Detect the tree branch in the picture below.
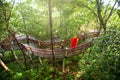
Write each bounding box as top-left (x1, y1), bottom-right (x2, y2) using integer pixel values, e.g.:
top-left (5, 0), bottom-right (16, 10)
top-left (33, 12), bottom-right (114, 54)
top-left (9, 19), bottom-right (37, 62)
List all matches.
top-left (76, 1), bottom-right (98, 18)
top-left (96, 0), bottom-right (103, 20)
top-left (7, 0), bottom-right (15, 22)
top-left (103, 0), bottom-right (111, 18)
top-left (0, 0), bottom-right (15, 31)
top-left (105, 0), bottom-right (118, 23)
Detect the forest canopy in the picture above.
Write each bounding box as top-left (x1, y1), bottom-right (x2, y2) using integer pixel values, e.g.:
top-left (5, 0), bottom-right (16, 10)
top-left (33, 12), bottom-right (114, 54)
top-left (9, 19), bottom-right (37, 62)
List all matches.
top-left (0, 0), bottom-right (119, 40)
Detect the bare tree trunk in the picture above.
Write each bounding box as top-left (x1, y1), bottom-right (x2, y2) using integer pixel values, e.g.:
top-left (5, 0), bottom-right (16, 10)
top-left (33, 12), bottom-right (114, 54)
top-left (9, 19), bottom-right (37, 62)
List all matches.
top-left (10, 32), bottom-right (27, 66)
top-left (48, 0), bottom-right (56, 79)
top-left (10, 50), bottom-right (18, 61)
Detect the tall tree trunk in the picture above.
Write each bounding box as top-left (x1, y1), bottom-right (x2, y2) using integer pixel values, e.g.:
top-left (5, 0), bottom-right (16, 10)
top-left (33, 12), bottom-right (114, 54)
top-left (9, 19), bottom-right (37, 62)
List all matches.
top-left (10, 32), bottom-right (27, 66)
top-left (48, 0), bottom-right (56, 79)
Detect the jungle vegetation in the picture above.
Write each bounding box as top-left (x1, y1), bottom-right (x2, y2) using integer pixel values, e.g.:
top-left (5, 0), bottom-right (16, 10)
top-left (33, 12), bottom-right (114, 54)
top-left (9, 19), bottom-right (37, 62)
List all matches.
top-left (0, 0), bottom-right (120, 80)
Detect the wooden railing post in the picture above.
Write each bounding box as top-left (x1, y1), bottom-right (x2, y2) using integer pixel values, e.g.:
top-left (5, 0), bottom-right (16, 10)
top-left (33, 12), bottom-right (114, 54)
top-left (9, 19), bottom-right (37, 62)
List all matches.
top-left (62, 48), bottom-right (68, 72)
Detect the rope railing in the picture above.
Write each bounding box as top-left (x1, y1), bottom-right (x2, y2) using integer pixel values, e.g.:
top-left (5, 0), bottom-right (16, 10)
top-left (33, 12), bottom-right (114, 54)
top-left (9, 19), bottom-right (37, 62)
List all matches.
top-left (23, 32), bottom-right (98, 47)
top-left (27, 37), bottom-right (71, 47)
top-left (0, 31), bottom-right (98, 52)
top-left (0, 33), bottom-right (15, 45)
top-left (0, 44), bottom-right (20, 51)
top-left (0, 33), bottom-right (17, 51)
top-left (20, 39), bottom-right (92, 59)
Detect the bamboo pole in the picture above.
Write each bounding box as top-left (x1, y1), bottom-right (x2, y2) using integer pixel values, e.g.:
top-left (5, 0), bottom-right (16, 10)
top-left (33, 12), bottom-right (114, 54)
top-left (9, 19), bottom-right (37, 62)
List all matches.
top-left (38, 57), bottom-right (42, 65)
top-left (0, 58), bottom-right (9, 71)
top-left (10, 44), bottom-right (18, 61)
top-left (62, 48), bottom-right (67, 72)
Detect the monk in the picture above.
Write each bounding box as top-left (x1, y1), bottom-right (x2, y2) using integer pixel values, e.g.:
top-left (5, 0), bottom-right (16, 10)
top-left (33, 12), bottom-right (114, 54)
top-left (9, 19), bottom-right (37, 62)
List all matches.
top-left (71, 36), bottom-right (79, 49)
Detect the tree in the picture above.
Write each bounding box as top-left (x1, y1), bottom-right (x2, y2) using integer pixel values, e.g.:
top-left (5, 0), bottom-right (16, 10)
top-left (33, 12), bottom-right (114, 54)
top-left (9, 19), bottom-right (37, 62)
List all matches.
top-left (48, 0), bottom-right (56, 79)
top-left (0, 0), bottom-right (15, 32)
top-left (0, 0), bottom-right (28, 65)
top-left (72, 0), bottom-right (118, 33)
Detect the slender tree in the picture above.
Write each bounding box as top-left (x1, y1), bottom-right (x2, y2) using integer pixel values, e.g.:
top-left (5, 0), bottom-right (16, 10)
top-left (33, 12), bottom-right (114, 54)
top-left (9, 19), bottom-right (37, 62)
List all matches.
top-left (0, 0), bottom-right (27, 65)
top-left (96, 0), bottom-right (118, 33)
top-left (0, 0), bottom-right (18, 60)
top-left (73, 0), bottom-right (118, 33)
top-left (48, 0), bottom-right (56, 79)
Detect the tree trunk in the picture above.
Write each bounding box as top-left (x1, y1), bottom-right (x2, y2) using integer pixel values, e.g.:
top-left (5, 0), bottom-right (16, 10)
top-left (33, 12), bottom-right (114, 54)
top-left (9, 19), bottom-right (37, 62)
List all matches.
top-left (10, 32), bottom-right (27, 66)
top-left (48, 0), bottom-right (56, 79)
top-left (99, 21), bottom-right (106, 34)
top-left (10, 50), bottom-right (18, 61)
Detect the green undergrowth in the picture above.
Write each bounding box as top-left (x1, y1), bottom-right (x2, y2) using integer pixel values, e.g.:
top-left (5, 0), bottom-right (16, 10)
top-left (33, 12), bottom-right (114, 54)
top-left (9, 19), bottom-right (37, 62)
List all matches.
top-left (0, 27), bottom-right (120, 80)
top-left (78, 28), bottom-right (120, 80)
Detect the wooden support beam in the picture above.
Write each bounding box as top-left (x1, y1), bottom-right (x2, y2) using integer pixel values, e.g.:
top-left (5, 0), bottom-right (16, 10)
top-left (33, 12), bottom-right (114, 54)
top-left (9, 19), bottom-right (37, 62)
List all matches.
top-left (62, 48), bottom-right (68, 72)
top-left (38, 57), bottom-right (42, 65)
top-left (0, 58), bottom-right (9, 71)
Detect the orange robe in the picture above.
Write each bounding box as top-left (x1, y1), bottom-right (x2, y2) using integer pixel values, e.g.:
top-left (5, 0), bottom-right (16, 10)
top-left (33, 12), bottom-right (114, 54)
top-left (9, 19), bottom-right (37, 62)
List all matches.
top-left (71, 37), bottom-right (79, 48)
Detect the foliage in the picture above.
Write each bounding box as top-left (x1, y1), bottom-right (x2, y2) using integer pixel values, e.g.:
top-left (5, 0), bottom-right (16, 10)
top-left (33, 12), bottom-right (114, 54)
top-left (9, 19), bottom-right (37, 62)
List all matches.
top-left (0, 27), bottom-right (120, 79)
top-left (0, 1), bottom-right (9, 39)
top-left (78, 27), bottom-right (120, 80)
top-left (0, 0), bottom-right (120, 80)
